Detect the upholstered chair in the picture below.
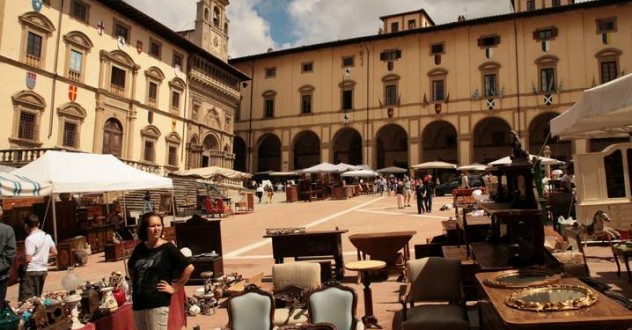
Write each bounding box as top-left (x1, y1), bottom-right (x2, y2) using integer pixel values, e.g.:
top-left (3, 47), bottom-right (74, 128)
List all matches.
top-left (226, 284), bottom-right (275, 330)
top-left (307, 283), bottom-right (358, 330)
top-left (400, 257), bottom-right (469, 330)
top-left (272, 262), bottom-right (322, 326)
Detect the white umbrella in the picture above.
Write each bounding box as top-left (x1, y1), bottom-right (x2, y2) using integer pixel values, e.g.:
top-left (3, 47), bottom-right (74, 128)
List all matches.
top-left (301, 162), bottom-right (340, 173)
top-left (411, 161), bottom-right (457, 170)
top-left (457, 163), bottom-right (488, 172)
top-left (376, 166), bottom-right (408, 174)
top-left (341, 169), bottom-right (378, 177)
top-left (488, 154), bottom-right (565, 166)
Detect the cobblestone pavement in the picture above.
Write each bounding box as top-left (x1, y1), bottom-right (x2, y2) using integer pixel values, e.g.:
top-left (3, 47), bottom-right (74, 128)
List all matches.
top-left (7, 192), bottom-right (631, 329)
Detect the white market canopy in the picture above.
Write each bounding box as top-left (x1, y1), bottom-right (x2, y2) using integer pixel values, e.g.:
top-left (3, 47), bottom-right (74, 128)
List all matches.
top-left (488, 154), bottom-right (565, 166)
top-left (0, 165), bottom-right (17, 173)
top-left (457, 163), bottom-right (488, 172)
top-left (376, 166), bottom-right (408, 174)
top-left (551, 73), bottom-right (632, 139)
top-left (175, 166), bottom-right (252, 180)
top-left (12, 151), bottom-right (173, 193)
top-left (411, 161), bottom-right (457, 170)
top-left (341, 169), bottom-right (378, 177)
top-left (269, 171), bottom-right (301, 176)
top-left (0, 172), bottom-right (51, 197)
top-left (301, 162), bottom-right (355, 173)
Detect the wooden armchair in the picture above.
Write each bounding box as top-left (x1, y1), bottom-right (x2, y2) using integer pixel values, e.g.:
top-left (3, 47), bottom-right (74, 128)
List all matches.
top-left (226, 284), bottom-right (275, 330)
top-left (606, 234), bottom-right (632, 283)
top-left (307, 283), bottom-right (358, 330)
top-left (400, 257), bottom-right (469, 330)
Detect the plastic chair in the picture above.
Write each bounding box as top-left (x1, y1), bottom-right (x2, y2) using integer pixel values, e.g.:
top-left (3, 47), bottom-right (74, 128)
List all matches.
top-left (400, 257), bottom-right (469, 330)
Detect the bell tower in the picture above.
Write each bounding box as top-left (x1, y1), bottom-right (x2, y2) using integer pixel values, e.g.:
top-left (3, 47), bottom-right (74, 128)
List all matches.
top-left (194, 0), bottom-right (230, 61)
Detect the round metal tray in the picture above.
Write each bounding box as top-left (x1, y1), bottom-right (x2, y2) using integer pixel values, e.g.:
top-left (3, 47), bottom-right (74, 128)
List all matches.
top-left (483, 269), bottom-right (561, 289)
top-left (505, 284), bottom-right (598, 312)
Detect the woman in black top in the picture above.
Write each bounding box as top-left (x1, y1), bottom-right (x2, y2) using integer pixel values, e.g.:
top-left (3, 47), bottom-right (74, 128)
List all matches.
top-left (128, 212), bottom-right (194, 330)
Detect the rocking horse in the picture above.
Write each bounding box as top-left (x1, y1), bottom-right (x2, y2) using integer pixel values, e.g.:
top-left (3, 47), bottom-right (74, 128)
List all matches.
top-left (574, 210), bottom-right (621, 242)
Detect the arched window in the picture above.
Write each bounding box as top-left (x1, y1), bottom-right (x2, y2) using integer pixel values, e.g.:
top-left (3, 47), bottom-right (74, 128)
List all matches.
top-left (10, 91), bottom-right (46, 147)
top-left (213, 7), bottom-right (220, 28)
top-left (102, 118), bottom-right (123, 157)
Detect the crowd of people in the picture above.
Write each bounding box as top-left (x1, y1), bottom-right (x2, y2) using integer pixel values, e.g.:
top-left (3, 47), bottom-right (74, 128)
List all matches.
top-left (375, 175), bottom-right (436, 214)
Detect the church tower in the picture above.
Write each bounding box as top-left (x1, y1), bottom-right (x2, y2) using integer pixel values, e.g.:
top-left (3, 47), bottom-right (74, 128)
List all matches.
top-left (193, 0), bottom-right (230, 61)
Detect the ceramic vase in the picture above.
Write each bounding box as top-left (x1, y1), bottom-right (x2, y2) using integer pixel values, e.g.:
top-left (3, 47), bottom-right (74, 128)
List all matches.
top-left (100, 287), bottom-right (118, 312)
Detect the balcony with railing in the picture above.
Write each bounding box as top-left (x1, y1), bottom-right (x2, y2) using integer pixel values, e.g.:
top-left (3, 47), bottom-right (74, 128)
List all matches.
top-left (110, 84), bottom-right (125, 97)
top-left (25, 54), bottom-right (40, 68)
top-left (68, 70), bottom-right (81, 82)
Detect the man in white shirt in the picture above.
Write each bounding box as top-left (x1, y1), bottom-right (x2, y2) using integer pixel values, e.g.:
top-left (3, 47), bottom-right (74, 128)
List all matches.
top-left (18, 214), bottom-right (57, 302)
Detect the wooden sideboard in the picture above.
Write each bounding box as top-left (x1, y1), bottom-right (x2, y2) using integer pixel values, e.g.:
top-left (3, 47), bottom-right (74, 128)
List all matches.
top-left (174, 217), bottom-right (224, 284)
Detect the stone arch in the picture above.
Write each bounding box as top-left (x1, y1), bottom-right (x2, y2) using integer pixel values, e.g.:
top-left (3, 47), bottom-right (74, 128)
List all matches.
top-left (202, 133), bottom-right (220, 150)
top-left (63, 31), bottom-right (93, 50)
top-left (12, 90), bottom-right (46, 109)
top-left (19, 12), bottom-right (55, 34)
top-left (528, 112), bottom-right (571, 162)
top-left (292, 130), bottom-right (321, 170)
top-left (421, 120), bottom-right (457, 164)
top-left (145, 66), bottom-right (165, 81)
top-left (233, 136), bottom-right (247, 172)
top-left (472, 117), bottom-right (512, 163)
top-left (331, 127), bottom-right (362, 165)
top-left (257, 133), bottom-right (281, 172)
top-left (375, 124), bottom-right (408, 169)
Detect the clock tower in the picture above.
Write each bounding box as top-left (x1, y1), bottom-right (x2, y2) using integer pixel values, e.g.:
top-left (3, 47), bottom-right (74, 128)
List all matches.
top-left (193, 0), bottom-right (230, 61)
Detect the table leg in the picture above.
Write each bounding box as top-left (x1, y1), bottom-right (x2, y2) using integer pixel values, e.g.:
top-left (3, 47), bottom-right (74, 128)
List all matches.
top-left (360, 270), bottom-right (382, 329)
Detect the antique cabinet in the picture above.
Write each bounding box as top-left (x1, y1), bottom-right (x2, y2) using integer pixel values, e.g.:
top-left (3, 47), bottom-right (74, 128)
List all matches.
top-left (82, 225), bottom-right (114, 253)
top-left (174, 217), bottom-right (224, 284)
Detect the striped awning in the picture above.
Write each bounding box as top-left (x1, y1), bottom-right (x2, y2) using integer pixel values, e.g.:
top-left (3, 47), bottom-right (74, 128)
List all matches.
top-left (0, 172), bottom-right (51, 197)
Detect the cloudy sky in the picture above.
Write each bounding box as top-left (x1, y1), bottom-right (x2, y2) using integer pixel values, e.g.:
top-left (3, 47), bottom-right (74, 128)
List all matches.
top-left (123, 0), bottom-right (516, 58)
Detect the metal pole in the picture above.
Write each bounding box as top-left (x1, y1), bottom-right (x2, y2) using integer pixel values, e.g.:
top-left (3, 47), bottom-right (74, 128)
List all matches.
top-left (51, 194), bottom-right (58, 244)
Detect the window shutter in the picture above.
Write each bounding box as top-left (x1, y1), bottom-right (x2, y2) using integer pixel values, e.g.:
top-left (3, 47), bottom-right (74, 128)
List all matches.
top-left (396, 49), bottom-right (402, 58)
top-left (380, 52), bottom-right (386, 61)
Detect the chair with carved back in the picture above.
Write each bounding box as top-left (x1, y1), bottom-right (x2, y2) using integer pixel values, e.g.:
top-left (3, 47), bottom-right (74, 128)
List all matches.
top-left (307, 282), bottom-right (357, 330)
top-left (226, 284), bottom-right (275, 330)
top-left (272, 262), bottom-right (321, 327)
top-left (400, 257), bottom-right (469, 330)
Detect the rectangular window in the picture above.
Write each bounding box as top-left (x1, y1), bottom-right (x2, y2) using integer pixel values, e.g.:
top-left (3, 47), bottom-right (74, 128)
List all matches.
top-left (26, 32), bottom-right (42, 59)
top-left (540, 67), bottom-right (556, 92)
top-left (69, 50), bottom-right (82, 74)
top-left (552, 0), bottom-right (561, 7)
top-left (144, 140), bottom-right (155, 162)
top-left (408, 20), bottom-right (416, 29)
top-left (301, 95), bottom-right (312, 114)
top-left (149, 40), bottom-right (161, 58)
top-left (114, 23), bottom-right (129, 41)
top-left (380, 49), bottom-right (402, 61)
top-left (301, 62), bottom-right (313, 73)
top-left (148, 82), bottom-right (158, 104)
top-left (527, 0), bottom-right (535, 11)
top-left (171, 91), bottom-right (180, 109)
top-left (19, 112), bottom-right (36, 140)
top-left (71, 0), bottom-right (88, 22)
top-left (597, 17), bottom-right (617, 33)
top-left (391, 22), bottom-right (399, 33)
top-left (172, 53), bottom-right (183, 69)
top-left (265, 67), bottom-right (276, 78)
top-left (342, 90), bottom-right (353, 110)
top-left (264, 99), bottom-right (274, 118)
top-left (168, 145), bottom-right (178, 166)
top-left (484, 74), bottom-right (497, 97)
top-left (385, 85), bottom-right (397, 106)
top-left (342, 56), bottom-right (354, 67)
top-left (432, 80), bottom-right (445, 102)
top-left (478, 35), bottom-right (501, 47)
top-left (63, 121), bottom-right (77, 147)
top-left (534, 28), bottom-right (557, 41)
top-left (431, 43), bottom-right (444, 54)
top-left (110, 66), bottom-right (126, 94)
top-left (601, 61), bottom-right (618, 84)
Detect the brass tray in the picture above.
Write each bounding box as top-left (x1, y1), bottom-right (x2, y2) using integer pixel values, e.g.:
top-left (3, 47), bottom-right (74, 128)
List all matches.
top-left (483, 269), bottom-right (561, 288)
top-left (505, 284), bottom-right (598, 312)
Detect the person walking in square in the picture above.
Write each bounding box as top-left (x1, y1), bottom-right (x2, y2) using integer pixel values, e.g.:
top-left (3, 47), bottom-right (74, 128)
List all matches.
top-left (404, 178), bottom-right (413, 207)
top-left (423, 177), bottom-right (434, 213)
top-left (255, 183), bottom-right (264, 203)
top-left (395, 180), bottom-right (405, 209)
top-left (0, 205), bottom-right (16, 303)
top-left (142, 191), bottom-right (153, 214)
top-left (415, 181), bottom-right (428, 214)
top-left (18, 214), bottom-right (56, 302)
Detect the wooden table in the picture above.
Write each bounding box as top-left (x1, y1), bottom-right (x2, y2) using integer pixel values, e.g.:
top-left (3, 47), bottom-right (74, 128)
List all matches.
top-left (345, 260), bottom-right (386, 329)
top-left (264, 229), bottom-right (348, 279)
top-left (475, 272), bottom-right (632, 329)
top-left (348, 231), bottom-right (416, 280)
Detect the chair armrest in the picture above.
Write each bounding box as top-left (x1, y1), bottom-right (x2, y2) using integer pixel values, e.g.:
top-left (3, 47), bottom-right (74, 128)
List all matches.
top-left (399, 283), bottom-right (411, 320)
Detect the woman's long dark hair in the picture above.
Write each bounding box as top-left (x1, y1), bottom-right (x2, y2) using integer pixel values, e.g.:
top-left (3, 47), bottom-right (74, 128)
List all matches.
top-left (138, 212), bottom-right (163, 241)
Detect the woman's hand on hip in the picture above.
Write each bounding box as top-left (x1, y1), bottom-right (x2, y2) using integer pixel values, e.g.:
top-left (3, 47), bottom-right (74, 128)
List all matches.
top-left (157, 280), bottom-right (177, 294)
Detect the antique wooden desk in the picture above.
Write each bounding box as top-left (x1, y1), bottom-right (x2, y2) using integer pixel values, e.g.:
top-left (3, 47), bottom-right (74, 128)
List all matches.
top-left (475, 272), bottom-right (632, 329)
top-left (264, 229), bottom-right (348, 279)
top-left (348, 231), bottom-right (416, 279)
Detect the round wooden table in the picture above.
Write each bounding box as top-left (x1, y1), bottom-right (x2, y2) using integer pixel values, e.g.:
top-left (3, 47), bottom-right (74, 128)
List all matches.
top-left (345, 260), bottom-right (386, 329)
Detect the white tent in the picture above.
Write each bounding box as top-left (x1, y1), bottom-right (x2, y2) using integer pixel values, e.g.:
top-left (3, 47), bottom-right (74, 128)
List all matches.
top-left (341, 169), bottom-right (378, 177)
top-left (175, 166), bottom-right (252, 180)
top-left (488, 154), bottom-right (564, 166)
top-left (0, 172), bottom-right (52, 197)
top-left (12, 151), bottom-right (173, 241)
top-left (301, 162), bottom-right (341, 173)
top-left (0, 165), bottom-right (17, 173)
top-left (457, 163), bottom-right (488, 172)
top-left (376, 166), bottom-right (408, 174)
top-left (411, 161), bottom-right (457, 170)
top-left (551, 73), bottom-right (632, 139)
